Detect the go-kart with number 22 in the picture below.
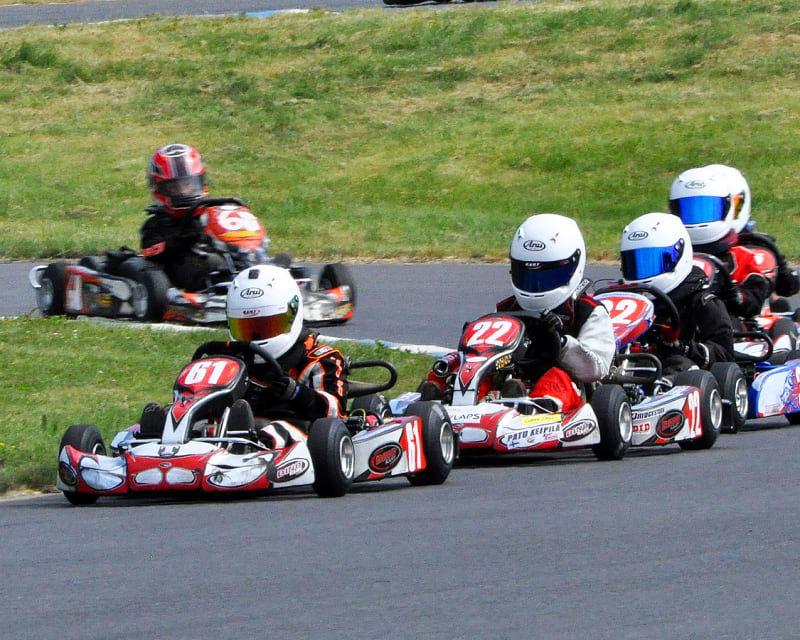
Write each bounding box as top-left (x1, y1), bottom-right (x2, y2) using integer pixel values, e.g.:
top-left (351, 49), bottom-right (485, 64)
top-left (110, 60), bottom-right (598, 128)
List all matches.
top-left (57, 341), bottom-right (455, 505)
top-left (393, 313), bottom-right (634, 461)
top-left (30, 198), bottom-right (355, 326)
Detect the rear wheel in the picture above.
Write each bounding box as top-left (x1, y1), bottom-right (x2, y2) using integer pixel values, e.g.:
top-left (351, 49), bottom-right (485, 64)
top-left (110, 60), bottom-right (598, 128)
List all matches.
top-left (118, 257), bottom-right (170, 321)
top-left (591, 384), bottom-right (632, 461)
top-left (710, 362), bottom-right (748, 433)
top-left (37, 262), bottom-right (68, 316)
top-left (402, 401), bottom-right (455, 485)
top-left (59, 424), bottom-right (106, 505)
top-left (676, 370), bottom-right (722, 450)
top-left (308, 418), bottom-right (354, 497)
top-left (318, 263), bottom-right (356, 305)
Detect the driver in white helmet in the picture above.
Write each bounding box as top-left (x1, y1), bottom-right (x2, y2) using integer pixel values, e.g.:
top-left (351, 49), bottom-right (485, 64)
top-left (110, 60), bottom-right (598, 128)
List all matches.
top-left (422, 214), bottom-right (616, 413)
top-left (226, 265), bottom-right (348, 438)
top-left (620, 212), bottom-right (734, 373)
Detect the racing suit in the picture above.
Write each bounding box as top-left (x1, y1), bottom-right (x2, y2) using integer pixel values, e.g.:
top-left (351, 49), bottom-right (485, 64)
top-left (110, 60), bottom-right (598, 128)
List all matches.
top-left (650, 266), bottom-right (735, 374)
top-left (423, 286), bottom-right (615, 413)
top-left (246, 329), bottom-right (348, 425)
top-left (496, 290), bottom-right (616, 412)
top-left (140, 205), bottom-right (226, 292)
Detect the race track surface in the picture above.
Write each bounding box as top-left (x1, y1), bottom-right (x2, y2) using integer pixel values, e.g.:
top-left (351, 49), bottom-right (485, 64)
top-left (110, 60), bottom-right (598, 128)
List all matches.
top-left (3, 260), bottom-right (800, 638)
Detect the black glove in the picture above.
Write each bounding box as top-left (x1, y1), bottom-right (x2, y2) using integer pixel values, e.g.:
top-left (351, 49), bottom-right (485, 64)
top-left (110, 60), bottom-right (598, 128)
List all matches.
top-left (719, 280), bottom-right (744, 308)
top-left (540, 310), bottom-right (564, 335)
top-left (263, 375), bottom-right (298, 403)
top-left (776, 265), bottom-right (800, 297)
top-left (538, 311), bottom-right (565, 357)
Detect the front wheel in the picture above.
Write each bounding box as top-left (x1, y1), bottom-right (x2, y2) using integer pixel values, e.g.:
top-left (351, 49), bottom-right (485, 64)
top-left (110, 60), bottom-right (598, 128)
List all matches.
top-left (308, 418), bottom-right (355, 497)
top-left (591, 384), bottom-right (632, 461)
top-left (402, 401), bottom-right (456, 485)
top-left (59, 424), bottom-right (106, 505)
top-left (118, 257), bottom-right (170, 321)
top-left (318, 263), bottom-right (356, 304)
top-left (710, 362), bottom-right (748, 433)
top-left (350, 393), bottom-right (390, 421)
top-left (676, 370), bottom-right (722, 450)
top-left (784, 350), bottom-right (800, 425)
top-left (37, 262), bottom-right (68, 316)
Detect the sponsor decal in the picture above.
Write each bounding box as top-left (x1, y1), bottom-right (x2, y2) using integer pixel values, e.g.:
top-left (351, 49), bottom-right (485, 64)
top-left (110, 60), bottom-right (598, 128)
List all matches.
top-left (627, 230), bottom-right (648, 241)
top-left (368, 443), bottom-right (403, 473)
top-left (310, 346), bottom-right (334, 358)
top-left (523, 240), bottom-right (546, 251)
top-left (632, 407), bottom-right (665, 421)
top-left (685, 180), bottom-right (706, 189)
top-left (240, 288), bottom-right (264, 299)
top-left (275, 459), bottom-right (309, 482)
top-left (242, 308), bottom-right (260, 317)
top-left (562, 419), bottom-right (596, 442)
top-left (656, 410), bottom-right (685, 439)
top-left (520, 414), bottom-right (562, 426)
top-left (498, 422), bottom-right (561, 449)
top-left (158, 445), bottom-right (181, 458)
top-left (159, 462), bottom-right (172, 469)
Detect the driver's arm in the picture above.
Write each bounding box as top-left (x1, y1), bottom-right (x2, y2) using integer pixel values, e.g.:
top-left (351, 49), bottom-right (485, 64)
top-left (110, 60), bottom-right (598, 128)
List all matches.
top-left (557, 304), bottom-right (616, 383)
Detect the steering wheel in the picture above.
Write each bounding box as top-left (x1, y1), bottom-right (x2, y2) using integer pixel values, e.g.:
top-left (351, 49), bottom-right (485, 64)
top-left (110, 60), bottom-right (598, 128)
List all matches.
top-left (191, 340), bottom-right (284, 380)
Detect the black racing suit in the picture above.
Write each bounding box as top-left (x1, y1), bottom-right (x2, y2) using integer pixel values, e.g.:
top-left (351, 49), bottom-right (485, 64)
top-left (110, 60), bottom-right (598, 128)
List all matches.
top-left (246, 330), bottom-right (348, 426)
top-left (650, 266), bottom-right (735, 374)
top-left (140, 205), bottom-right (226, 292)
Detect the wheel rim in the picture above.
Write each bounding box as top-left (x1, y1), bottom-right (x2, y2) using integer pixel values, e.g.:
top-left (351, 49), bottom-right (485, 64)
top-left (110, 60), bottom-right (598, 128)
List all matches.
top-left (439, 422), bottom-right (455, 464)
top-left (709, 388), bottom-right (723, 430)
top-left (734, 378), bottom-right (749, 418)
top-left (339, 435), bottom-right (355, 479)
top-left (38, 278), bottom-right (54, 311)
top-left (131, 283), bottom-right (148, 319)
top-left (618, 403), bottom-right (633, 443)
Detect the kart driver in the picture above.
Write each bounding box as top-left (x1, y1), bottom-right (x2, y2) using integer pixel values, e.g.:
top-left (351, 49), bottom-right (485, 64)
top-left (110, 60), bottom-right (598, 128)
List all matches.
top-left (669, 164), bottom-right (800, 314)
top-left (225, 265), bottom-right (349, 446)
top-left (619, 212), bottom-right (734, 374)
top-left (138, 265), bottom-right (348, 448)
top-left (421, 214), bottom-right (616, 413)
top-left (140, 143), bottom-right (227, 292)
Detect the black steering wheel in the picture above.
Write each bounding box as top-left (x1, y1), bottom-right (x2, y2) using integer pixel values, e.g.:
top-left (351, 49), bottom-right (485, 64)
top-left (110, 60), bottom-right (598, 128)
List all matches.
top-left (192, 340), bottom-right (284, 380)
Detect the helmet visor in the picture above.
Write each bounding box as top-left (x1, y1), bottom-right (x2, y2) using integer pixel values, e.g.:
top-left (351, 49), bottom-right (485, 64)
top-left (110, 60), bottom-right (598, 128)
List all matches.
top-left (155, 175), bottom-right (205, 199)
top-left (228, 308), bottom-right (296, 343)
top-left (669, 196), bottom-right (726, 225)
top-left (510, 249), bottom-right (581, 294)
top-left (621, 240), bottom-right (685, 281)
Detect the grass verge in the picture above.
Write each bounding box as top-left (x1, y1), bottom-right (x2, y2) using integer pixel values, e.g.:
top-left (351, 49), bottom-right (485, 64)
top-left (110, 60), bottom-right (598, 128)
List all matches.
top-left (0, 317), bottom-right (433, 494)
top-left (1, 0), bottom-right (799, 261)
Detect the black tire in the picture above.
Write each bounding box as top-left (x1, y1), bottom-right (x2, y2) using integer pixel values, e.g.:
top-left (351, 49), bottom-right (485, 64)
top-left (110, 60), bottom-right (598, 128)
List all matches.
top-left (37, 262), bottom-right (68, 316)
top-left (676, 370), bottom-right (723, 450)
top-left (402, 401), bottom-right (455, 486)
top-left (308, 418), bottom-right (354, 497)
top-left (318, 263), bottom-right (357, 307)
top-left (59, 424), bottom-right (106, 505)
top-left (769, 317), bottom-right (799, 353)
top-left (118, 257), bottom-right (170, 321)
top-left (710, 362), bottom-right (748, 434)
top-left (350, 393), bottom-right (389, 420)
top-left (590, 384), bottom-right (632, 461)
top-left (138, 402), bottom-right (166, 439)
top-left (78, 255), bottom-right (107, 272)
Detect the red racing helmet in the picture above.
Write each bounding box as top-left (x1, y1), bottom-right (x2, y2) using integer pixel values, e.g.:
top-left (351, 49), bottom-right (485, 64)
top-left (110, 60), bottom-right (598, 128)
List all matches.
top-left (147, 143), bottom-right (208, 217)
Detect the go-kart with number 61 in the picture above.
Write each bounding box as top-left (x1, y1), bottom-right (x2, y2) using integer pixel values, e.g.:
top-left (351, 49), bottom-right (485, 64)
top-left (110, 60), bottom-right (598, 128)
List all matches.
top-left (392, 312), bottom-right (634, 461)
top-left (30, 197), bottom-right (355, 327)
top-left (57, 341), bottom-right (455, 505)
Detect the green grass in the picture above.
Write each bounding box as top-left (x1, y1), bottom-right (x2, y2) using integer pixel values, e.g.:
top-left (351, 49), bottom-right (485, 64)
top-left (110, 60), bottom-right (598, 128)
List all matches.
top-left (0, 317), bottom-right (434, 494)
top-left (1, 0), bottom-right (799, 261)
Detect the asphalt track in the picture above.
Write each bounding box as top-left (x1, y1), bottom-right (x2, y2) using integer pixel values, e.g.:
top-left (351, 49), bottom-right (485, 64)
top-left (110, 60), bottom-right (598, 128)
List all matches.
top-left (3, 259), bottom-right (800, 639)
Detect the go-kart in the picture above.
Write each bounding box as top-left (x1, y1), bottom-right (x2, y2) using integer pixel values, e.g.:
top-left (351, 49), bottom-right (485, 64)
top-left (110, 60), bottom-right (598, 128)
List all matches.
top-left (595, 286), bottom-right (735, 445)
top-left (691, 254), bottom-right (800, 425)
top-left (29, 198), bottom-right (355, 326)
top-left (56, 341), bottom-right (455, 505)
top-left (392, 312), bottom-right (634, 461)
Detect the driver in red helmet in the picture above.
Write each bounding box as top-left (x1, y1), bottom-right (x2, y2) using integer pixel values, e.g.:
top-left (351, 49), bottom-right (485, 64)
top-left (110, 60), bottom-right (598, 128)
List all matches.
top-left (140, 143), bottom-right (226, 292)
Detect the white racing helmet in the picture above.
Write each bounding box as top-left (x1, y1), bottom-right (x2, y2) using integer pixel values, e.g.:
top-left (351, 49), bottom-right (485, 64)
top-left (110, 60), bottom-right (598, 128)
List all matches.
top-left (668, 164), bottom-right (751, 244)
top-left (620, 212), bottom-right (692, 294)
top-left (226, 265), bottom-right (303, 358)
top-left (509, 214), bottom-right (586, 312)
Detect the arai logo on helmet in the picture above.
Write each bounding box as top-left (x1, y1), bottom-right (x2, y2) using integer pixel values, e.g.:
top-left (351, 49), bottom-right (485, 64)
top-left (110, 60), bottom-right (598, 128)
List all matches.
top-left (627, 231), bottom-right (648, 241)
top-left (685, 180), bottom-right (706, 189)
top-left (240, 288), bottom-right (264, 299)
top-left (523, 240), bottom-right (546, 251)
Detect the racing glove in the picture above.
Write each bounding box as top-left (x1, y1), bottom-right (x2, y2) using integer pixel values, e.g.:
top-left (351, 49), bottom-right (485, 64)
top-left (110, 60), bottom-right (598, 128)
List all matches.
top-left (719, 280), bottom-right (744, 310)
top-left (538, 311), bottom-right (566, 359)
top-left (776, 264), bottom-right (800, 297)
